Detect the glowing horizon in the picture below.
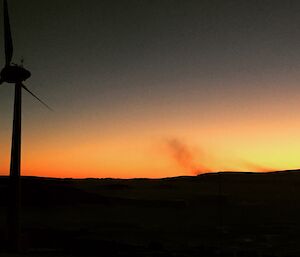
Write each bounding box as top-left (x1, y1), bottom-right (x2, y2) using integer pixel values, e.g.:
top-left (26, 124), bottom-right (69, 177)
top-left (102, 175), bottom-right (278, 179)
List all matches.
top-left (1, 1), bottom-right (300, 179)
top-left (1, 73), bottom-right (300, 178)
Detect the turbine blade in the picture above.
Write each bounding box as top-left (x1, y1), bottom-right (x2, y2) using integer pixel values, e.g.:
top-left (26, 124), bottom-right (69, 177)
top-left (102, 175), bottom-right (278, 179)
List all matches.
top-left (21, 84), bottom-right (53, 111)
top-left (4, 0), bottom-right (13, 65)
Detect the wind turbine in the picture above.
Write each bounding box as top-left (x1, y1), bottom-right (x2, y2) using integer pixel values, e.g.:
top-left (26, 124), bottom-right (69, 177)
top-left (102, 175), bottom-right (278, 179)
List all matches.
top-left (0, 0), bottom-right (51, 251)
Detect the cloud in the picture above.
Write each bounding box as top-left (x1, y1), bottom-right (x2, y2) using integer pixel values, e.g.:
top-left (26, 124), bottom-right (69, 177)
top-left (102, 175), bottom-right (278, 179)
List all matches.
top-left (164, 138), bottom-right (211, 175)
top-left (240, 161), bottom-right (274, 172)
top-left (163, 138), bottom-right (275, 174)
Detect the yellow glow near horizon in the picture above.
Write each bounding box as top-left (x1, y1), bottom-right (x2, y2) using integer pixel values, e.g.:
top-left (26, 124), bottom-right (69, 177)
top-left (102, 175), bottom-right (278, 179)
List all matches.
top-left (1, 77), bottom-right (300, 178)
top-left (1, 113), bottom-right (300, 178)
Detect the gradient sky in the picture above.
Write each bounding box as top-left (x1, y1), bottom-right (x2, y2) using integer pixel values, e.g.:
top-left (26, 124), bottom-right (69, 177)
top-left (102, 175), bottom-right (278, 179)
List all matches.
top-left (1, 0), bottom-right (300, 178)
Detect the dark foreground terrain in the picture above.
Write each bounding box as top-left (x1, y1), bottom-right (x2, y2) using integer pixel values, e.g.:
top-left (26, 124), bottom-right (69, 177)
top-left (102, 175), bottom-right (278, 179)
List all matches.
top-left (1, 170), bottom-right (300, 257)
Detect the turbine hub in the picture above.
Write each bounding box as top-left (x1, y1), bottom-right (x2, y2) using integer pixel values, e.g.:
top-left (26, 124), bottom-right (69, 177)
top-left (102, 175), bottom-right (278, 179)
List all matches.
top-left (0, 65), bottom-right (31, 83)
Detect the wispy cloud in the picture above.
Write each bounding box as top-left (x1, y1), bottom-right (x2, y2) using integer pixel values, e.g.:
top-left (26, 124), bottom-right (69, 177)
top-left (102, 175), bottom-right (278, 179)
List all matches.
top-left (164, 138), bottom-right (211, 175)
top-left (240, 161), bottom-right (274, 172)
top-left (163, 138), bottom-right (275, 174)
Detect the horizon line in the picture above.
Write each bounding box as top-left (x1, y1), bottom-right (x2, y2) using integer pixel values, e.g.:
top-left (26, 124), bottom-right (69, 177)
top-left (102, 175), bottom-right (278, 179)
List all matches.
top-left (1, 169), bottom-right (300, 180)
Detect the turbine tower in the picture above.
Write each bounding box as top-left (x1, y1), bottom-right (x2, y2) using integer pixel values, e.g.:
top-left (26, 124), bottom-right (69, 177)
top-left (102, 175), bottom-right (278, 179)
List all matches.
top-left (0, 0), bottom-right (51, 251)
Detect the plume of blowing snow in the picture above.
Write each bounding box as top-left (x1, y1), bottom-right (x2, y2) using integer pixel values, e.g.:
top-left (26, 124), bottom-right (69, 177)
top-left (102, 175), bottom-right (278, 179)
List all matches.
top-left (165, 138), bottom-right (211, 175)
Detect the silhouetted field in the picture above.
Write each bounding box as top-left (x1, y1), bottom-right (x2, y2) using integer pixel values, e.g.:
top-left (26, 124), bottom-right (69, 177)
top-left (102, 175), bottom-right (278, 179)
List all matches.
top-left (1, 170), bottom-right (300, 256)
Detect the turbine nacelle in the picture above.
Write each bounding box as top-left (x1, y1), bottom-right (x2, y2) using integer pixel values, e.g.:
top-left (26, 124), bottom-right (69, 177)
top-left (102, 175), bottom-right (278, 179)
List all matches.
top-left (0, 65), bottom-right (31, 84)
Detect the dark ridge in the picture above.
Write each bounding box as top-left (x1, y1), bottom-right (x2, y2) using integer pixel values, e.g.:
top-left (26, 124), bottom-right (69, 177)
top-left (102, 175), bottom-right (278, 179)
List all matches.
top-left (0, 169), bottom-right (299, 208)
top-left (1, 168), bottom-right (300, 182)
top-left (1, 170), bottom-right (300, 256)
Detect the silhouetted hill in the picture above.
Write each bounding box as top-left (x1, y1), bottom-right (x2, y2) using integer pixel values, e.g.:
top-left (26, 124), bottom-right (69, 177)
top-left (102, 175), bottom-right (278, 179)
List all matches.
top-left (1, 170), bottom-right (300, 256)
top-left (1, 169), bottom-right (300, 209)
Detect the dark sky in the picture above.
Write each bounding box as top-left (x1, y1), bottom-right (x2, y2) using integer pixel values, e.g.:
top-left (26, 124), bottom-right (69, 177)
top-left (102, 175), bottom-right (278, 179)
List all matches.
top-left (1, 0), bottom-right (300, 178)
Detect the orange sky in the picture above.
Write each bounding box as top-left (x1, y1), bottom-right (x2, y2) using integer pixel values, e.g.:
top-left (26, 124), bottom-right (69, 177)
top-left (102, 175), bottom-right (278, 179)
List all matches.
top-left (1, 0), bottom-right (300, 178)
top-left (1, 75), bottom-right (300, 178)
